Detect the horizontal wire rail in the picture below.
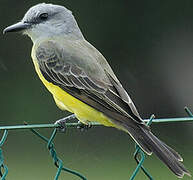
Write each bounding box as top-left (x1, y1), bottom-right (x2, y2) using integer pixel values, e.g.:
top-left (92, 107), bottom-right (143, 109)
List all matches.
top-left (1, 117), bottom-right (193, 130)
top-left (0, 107), bottom-right (192, 180)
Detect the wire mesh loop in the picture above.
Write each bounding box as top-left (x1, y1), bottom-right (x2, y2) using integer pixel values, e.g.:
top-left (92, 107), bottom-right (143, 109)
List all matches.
top-left (0, 130), bottom-right (8, 180)
top-left (29, 127), bottom-right (87, 180)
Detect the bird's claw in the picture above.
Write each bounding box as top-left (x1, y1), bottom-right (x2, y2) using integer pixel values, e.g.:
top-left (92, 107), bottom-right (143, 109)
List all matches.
top-left (54, 114), bottom-right (76, 133)
top-left (54, 118), bottom-right (67, 133)
top-left (77, 121), bottom-right (92, 132)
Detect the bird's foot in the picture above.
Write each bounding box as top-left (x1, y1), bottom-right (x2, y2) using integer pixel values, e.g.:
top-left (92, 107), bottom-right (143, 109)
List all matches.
top-left (55, 114), bottom-right (76, 133)
top-left (77, 121), bottom-right (92, 132)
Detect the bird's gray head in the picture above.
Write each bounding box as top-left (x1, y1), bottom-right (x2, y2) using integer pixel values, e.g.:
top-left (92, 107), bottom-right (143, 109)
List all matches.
top-left (3, 3), bottom-right (84, 42)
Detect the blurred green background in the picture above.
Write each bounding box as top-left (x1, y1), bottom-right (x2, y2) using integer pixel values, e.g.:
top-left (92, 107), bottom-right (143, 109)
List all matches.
top-left (0, 0), bottom-right (193, 179)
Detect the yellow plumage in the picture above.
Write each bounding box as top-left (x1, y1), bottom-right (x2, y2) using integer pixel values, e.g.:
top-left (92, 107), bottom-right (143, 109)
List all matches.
top-left (31, 47), bottom-right (116, 127)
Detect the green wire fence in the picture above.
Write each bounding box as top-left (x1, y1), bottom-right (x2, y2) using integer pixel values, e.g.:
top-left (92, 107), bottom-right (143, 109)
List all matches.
top-left (0, 107), bottom-right (193, 180)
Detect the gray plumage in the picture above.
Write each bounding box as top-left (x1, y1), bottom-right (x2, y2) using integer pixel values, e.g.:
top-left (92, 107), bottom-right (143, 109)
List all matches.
top-left (22, 3), bottom-right (84, 41)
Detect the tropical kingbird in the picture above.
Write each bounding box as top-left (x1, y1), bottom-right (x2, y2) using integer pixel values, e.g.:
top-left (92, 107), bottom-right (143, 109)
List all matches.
top-left (3, 3), bottom-right (190, 178)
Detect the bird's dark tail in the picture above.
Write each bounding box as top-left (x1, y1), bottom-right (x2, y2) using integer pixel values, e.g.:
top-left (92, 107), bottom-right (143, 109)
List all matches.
top-left (124, 123), bottom-right (191, 178)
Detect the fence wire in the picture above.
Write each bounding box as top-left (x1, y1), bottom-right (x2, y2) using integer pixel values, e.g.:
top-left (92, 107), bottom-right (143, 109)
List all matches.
top-left (0, 107), bottom-right (192, 180)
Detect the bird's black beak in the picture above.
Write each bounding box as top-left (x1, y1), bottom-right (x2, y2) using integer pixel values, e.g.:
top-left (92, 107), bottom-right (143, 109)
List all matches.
top-left (3, 22), bottom-right (31, 34)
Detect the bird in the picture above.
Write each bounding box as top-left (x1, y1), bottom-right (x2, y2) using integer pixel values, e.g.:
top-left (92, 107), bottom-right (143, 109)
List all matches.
top-left (3, 3), bottom-right (190, 178)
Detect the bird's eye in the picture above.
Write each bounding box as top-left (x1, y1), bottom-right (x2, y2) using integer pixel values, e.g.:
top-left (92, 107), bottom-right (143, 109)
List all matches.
top-left (39, 13), bottom-right (48, 20)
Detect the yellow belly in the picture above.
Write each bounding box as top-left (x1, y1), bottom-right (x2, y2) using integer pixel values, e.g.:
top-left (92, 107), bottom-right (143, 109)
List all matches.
top-left (32, 58), bottom-right (115, 127)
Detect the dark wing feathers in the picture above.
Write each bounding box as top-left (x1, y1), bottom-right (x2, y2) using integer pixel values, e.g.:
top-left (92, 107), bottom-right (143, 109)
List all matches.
top-left (105, 70), bottom-right (142, 121)
top-left (35, 40), bottom-right (143, 124)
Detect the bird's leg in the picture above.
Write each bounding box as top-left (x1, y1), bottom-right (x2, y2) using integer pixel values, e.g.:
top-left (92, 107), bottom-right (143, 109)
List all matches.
top-left (77, 121), bottom-right (92, 132)
top-left (55, 114), bottom-right (76, 132)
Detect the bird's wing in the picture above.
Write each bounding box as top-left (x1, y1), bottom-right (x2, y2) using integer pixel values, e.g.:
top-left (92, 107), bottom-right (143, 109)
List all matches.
top-left (35, 39), bottom-right (143, 124)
